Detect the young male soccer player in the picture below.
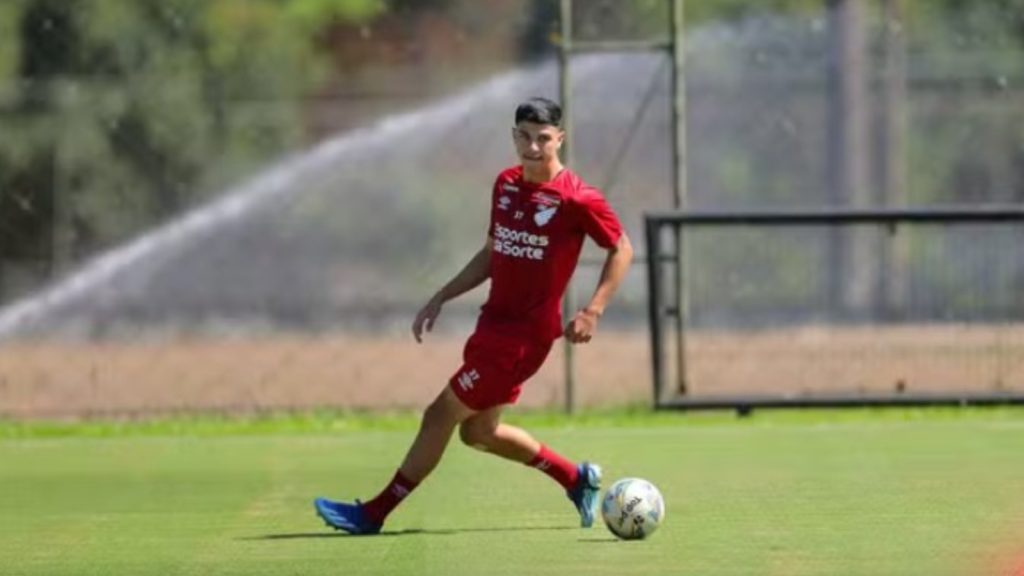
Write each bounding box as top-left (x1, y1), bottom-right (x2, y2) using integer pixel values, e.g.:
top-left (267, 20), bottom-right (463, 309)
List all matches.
top-left (314, 97), bottom-right (634, 534)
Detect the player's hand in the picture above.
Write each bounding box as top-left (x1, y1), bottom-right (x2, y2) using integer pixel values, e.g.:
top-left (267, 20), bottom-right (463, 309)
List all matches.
top-left (564, 307), bottom-right (600, 344)
top-left (412, 293), bottom-right (445, 343)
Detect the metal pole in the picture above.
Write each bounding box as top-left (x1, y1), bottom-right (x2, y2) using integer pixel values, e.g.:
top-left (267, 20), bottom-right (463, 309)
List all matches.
top-left (670, 0), bottom-right (689, 396)
top-left (646, 218), bottom-right (666, 406)
top-left (880, 0), bottom-right (908, 317)
top-left (826, 0), bottom-right (871, 315)
top-left (559, 0), bottom-right (577, 414)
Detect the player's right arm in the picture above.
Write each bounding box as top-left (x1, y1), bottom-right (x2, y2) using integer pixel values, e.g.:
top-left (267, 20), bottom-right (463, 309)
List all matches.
top-left (411, 237), bottom-right (493, 343)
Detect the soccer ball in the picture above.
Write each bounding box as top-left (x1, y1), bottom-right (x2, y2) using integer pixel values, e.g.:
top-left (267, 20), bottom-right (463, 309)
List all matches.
top-left (600, 477), bottom-right (665, 540)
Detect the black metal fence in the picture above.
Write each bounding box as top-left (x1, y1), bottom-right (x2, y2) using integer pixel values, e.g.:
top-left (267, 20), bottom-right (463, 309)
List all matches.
top-left (645, 206), bottom-right (1024, 411)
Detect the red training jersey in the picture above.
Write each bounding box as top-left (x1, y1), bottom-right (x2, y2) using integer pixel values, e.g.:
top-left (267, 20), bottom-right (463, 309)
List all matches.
top-left (479, 165), bottom-right (624, 342)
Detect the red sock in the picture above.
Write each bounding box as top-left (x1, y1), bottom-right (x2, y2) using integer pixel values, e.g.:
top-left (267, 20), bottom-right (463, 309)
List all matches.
top-left (362, 470), bottom-right (419, 524)
top-left (526, 445), bottom-right (579, 490)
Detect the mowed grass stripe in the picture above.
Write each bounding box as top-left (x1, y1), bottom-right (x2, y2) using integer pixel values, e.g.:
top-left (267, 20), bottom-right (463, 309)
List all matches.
top-left (1, 418), bottom-right (1022, 575)
top-left (0, 438), bottom-right (276, 575)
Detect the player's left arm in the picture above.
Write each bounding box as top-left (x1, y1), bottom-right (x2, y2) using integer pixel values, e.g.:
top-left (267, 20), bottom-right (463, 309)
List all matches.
top-left (565, 233), bottom-right (633, 343)
top-left (564, 185), bottom-right (632, 343)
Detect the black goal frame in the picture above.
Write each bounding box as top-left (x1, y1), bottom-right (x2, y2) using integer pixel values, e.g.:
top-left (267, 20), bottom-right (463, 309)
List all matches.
top-left (645, 206), bottom-right (1024, 411)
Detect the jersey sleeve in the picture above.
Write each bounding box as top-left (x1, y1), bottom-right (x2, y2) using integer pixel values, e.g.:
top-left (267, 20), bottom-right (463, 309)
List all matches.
top-left (573, 185), bottom-right (624, 249)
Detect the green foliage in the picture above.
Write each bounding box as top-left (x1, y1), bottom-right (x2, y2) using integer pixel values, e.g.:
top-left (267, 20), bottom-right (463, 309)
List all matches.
top-left (3, 0), bottom-right (1023, 316)
top-left (0, 2), bottom-right (22, 82)
top-left (0, 0), bottom-right (382, 260)
top-left (286, 0), bottom-right (386, 32)
top-left (686, 0), bottom-right (822, 24)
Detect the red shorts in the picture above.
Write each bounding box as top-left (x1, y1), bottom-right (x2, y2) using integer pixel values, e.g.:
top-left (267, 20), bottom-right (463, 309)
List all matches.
top-left (448, 328), bottom-right (554, 411)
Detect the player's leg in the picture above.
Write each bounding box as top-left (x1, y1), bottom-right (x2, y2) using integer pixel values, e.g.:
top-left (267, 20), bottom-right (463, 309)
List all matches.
top-left (399, 386), bottom-right (477, 482)
top-left (315, 386), bottom-right (475, 534)
top-left (458, 406), bottom-right (602, 527)
top-left (459, 405), bottom-right (539, 461)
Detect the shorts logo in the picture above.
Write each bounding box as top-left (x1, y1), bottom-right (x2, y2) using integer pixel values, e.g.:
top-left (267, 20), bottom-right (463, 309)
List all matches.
top-left (457, 369), bottom-right (480, 391)
top-left (534, 206), bottom-right (557, 226)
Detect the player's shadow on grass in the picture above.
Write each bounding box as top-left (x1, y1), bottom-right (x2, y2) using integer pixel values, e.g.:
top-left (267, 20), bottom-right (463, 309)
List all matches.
top-left (246, 526), bottom-right (577, 540)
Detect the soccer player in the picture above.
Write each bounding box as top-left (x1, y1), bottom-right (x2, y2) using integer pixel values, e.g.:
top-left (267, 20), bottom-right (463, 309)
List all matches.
top-left (314, 97), bottom-right (634, 535)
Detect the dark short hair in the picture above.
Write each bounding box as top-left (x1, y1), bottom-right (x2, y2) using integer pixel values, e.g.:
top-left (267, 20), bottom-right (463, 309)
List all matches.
top-left (515, 97), bottom-right (562, 127)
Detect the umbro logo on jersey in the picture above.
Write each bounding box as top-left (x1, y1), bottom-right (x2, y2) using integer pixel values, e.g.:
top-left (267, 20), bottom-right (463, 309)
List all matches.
top-left (498, 196), bottom-right (511, 210)
top-left (534, 206), bottom-right (557, 226)
top-left (502, 183), bottom-right (519, 193)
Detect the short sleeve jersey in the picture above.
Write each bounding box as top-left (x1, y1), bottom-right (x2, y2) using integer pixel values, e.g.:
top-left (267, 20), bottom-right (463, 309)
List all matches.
top-left (480, 165), bottom-right (624, 342)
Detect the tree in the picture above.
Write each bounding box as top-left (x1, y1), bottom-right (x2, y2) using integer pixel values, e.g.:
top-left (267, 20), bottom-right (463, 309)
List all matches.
top-left (0, 0), bottom-right (383, 279)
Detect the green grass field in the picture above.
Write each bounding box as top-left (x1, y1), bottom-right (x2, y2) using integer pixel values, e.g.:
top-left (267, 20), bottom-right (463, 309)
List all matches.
top-left (2, 409), bottom-right (1023, 575)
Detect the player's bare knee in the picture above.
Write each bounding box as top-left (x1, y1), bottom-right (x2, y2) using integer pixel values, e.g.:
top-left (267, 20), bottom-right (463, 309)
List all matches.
top-left (459, 421), bottom-right (494, 451)
top-left (457, 421), bottom-right (481, 447)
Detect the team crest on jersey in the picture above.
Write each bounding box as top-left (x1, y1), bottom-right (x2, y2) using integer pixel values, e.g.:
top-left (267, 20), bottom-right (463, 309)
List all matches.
top-left (530, 192), bottom-right (560, 226)
top-left (534, 205), bottom-right (558, 226)
top-left (532, 192), bottom-right (561, 207)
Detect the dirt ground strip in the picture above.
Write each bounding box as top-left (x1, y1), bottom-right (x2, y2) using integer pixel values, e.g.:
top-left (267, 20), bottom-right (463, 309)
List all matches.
top-left (1, 325), bottom-right (1022, 418)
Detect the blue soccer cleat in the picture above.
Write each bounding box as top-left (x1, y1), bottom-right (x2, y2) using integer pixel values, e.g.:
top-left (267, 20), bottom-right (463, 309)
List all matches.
top-left (566, 461), bottom-right (602, 528)
top-left (314, 497), bottom-right (382, 535)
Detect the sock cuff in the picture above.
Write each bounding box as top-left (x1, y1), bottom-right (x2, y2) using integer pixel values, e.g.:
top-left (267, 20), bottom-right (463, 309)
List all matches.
top-left (394, 470), bottom-right (419, 491)
top-left (526, 444), bottom-right (550, 467)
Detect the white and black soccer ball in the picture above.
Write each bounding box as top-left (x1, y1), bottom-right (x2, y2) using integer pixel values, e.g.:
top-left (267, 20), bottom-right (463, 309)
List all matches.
top-left (600, 477), bottom-right (665, 540)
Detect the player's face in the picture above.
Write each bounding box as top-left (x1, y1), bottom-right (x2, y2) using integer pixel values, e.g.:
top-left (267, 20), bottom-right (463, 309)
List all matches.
top-left (512, 122), bottom-right (564, 166)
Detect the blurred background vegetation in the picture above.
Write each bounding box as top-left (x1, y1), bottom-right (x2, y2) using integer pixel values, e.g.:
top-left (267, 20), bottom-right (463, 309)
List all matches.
top-left (1, 0), bottom-right (1023, 317)
top-left (1, 0), bottom-right (1024, 415)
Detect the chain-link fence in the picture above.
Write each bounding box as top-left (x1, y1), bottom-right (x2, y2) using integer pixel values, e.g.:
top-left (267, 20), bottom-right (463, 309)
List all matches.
top-left (646, 209), bottom-right (1024, 408)
top-left (2, 1), bottom-right (1024, 416)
